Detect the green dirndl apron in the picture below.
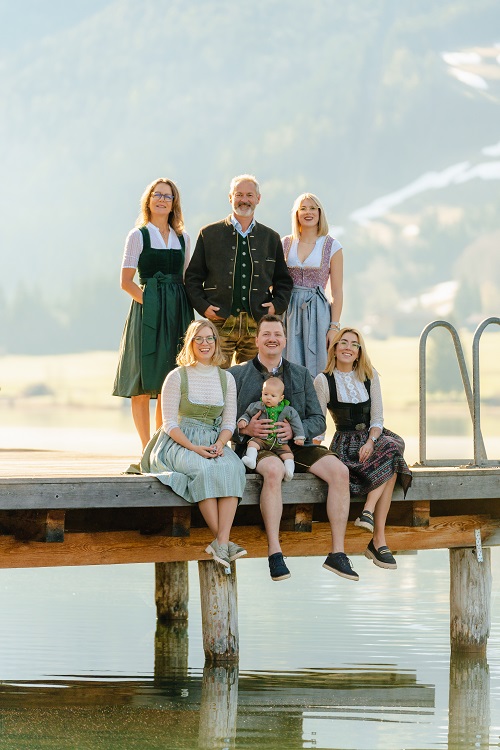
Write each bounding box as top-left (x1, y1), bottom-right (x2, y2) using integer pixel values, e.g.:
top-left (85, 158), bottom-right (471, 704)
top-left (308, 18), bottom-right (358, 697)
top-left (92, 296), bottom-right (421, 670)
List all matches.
top-left (113, 226), bottom-right (193, 398)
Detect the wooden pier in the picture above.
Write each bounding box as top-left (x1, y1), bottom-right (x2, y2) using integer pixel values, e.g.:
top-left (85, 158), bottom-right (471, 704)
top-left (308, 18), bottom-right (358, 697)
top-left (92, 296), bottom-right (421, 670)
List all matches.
top-left (0, 448), bottom-right (498, 661)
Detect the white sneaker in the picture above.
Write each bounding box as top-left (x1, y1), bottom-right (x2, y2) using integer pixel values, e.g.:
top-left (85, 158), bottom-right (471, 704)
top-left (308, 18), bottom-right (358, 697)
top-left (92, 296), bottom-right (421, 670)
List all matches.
top-left (205, 540), bottom-right (231, 570)
top-left (228, 541), bottom-right (247, 562)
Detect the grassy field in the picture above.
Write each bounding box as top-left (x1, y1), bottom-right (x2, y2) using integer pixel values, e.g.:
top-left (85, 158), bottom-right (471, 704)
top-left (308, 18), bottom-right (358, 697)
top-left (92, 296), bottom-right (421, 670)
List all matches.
top-left (1, 332), bottom-right (498, 452)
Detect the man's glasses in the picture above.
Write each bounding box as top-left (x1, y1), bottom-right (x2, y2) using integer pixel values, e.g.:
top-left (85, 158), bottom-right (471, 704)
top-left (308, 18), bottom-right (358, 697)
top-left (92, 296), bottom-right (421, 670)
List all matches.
top-left (151, 192), bottom-right (174, 201)
top-left (338, 339), bottom-right (361, 350)
top-left (193, 336), bottom-right (216, 344)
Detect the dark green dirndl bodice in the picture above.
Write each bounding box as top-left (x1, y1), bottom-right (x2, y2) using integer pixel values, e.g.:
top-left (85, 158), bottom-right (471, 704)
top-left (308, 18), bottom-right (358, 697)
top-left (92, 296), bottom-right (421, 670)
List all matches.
top-left (113, 226), bottom-right (194, 398)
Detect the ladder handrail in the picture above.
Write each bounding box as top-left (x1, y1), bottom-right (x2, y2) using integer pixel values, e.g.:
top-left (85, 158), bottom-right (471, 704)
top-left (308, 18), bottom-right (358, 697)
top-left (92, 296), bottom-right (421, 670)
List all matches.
top-left (472, 317), bottom-right (500, 466)
top-left (418, 320), bottom-right (483, 465)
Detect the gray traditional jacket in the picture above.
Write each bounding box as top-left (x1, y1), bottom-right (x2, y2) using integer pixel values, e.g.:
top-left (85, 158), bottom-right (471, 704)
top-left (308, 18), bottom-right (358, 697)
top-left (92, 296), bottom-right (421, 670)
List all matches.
top-left (185, 216), bottom-right (293, 321)
top-left (229, 357), bottom-right (326, 454)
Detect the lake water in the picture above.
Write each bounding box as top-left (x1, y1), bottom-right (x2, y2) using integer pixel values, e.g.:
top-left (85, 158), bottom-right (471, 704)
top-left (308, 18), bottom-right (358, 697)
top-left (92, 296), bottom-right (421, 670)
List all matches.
top-left (0, 415), bottom-right (499, 748)
top-left (1, 549), bottom-right (499, 749)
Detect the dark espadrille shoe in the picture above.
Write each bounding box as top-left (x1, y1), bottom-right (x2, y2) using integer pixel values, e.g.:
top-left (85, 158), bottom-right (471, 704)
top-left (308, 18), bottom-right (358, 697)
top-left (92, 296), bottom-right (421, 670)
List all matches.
top-left (354, 509), bottom-right (374, 532)
top-left (365, 539), bottom-right (397, 569)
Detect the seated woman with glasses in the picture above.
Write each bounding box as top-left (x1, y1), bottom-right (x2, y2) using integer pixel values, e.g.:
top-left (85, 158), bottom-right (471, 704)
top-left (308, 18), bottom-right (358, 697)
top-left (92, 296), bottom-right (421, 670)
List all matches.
top-left (313, 327), bottom-right (412, 571)
top-left (141, 319), bottom-right (247, 569)
top-left (113, 177), bottom-right (193, 458)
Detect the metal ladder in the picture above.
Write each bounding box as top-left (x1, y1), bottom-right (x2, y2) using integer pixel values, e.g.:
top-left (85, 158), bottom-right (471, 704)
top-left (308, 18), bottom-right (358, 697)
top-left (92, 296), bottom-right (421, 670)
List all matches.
top-left (418, 316), bottom-right (500, 467)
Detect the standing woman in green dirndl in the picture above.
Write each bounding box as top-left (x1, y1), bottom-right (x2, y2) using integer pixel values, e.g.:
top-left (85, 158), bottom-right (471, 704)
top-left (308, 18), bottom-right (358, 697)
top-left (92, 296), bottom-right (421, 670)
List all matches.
top-left (113, 178), bottom-right (193, 452)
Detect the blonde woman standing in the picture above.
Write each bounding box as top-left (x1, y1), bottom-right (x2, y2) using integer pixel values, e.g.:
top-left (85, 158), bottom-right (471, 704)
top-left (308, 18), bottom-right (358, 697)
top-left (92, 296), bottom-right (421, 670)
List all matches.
top-left (141, 319), bottom-right (247, 569)
top-left (282, 193), bottom-right (343, 378)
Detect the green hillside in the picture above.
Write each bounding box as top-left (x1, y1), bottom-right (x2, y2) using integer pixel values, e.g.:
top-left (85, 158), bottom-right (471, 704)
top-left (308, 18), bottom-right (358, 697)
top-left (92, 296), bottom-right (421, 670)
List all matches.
top-left (1, 0), bottom-right (499, 352)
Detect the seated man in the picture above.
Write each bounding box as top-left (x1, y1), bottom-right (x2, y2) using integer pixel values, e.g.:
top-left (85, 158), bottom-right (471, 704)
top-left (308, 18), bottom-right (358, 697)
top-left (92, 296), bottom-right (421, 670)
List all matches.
top-left (229, 314), bottom-right (358, 582)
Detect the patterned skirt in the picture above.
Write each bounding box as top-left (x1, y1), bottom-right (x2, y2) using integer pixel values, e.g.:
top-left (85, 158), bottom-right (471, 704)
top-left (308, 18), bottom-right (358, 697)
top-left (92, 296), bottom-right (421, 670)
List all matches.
top-left (329, 428), bottom-right (412, 497)
top-left (140, 417), bottom-right (246, 504)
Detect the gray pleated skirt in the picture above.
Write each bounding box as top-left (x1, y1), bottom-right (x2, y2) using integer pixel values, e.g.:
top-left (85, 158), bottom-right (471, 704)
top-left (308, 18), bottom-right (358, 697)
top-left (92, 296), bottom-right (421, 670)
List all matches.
top-left (284, 285), bottom-right (330, 378)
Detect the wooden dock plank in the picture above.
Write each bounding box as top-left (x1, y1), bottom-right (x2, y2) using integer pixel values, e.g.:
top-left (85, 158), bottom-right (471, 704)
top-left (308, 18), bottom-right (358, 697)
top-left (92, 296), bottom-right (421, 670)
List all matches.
top-left (0, 450), bottom-right (498, 568)
top-left (0, 515), bottom-right (497, 568)
top-left (0, 450), bottom-right (499, 510)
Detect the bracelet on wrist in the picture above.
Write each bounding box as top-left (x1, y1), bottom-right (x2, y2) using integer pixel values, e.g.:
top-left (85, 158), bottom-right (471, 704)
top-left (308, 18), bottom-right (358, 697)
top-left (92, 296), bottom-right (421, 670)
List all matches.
top-left (329, 322), bottom-right (340, 330)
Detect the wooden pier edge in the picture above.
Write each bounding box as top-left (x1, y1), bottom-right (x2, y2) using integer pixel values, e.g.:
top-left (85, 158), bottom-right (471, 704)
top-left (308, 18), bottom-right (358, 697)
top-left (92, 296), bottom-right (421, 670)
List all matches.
top-left (0, 454), bottom-right (499, 662)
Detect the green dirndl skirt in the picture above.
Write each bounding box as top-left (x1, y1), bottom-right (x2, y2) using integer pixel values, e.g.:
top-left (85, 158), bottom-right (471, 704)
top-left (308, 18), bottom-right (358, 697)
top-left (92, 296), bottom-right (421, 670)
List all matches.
top-left (113, 272), bottom-right (193, 398)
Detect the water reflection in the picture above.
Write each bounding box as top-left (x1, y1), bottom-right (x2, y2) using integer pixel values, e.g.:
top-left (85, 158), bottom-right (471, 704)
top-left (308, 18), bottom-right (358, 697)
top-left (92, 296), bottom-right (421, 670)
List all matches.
top-left (199, 665), bottom-right (238, 750)
top-left (0, 653), bottom-right (497, 749)
top-left (154, 621), bottom-right (189, 678)
top-left (448, 654), bottom-right (490, 749)
top-left (0, 666), bottom-right (434, 749)
top-left (1, 551), bottom-right (500, 749)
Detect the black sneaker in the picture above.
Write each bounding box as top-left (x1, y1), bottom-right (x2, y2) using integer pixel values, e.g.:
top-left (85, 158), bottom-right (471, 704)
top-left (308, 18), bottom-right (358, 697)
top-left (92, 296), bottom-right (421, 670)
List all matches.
top-left (365, 539), bottom-right (397, 569)
top-left (268, 552), bottom-right (291, 581)
top-left (322, 552), bottom-right (359, 581)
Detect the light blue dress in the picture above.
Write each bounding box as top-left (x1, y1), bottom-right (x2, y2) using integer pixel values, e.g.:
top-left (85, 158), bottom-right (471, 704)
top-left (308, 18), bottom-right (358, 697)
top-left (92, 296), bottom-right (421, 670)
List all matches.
top-left (140, 366), bottom-right (246, 504)
top-left (282, 234), bottom-right (341, 378)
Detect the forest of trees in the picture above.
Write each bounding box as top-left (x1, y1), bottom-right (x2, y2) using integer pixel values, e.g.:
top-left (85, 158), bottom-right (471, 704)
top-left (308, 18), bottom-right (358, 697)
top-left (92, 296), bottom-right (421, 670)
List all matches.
top-left (1, 0), bottom-right (499, 354)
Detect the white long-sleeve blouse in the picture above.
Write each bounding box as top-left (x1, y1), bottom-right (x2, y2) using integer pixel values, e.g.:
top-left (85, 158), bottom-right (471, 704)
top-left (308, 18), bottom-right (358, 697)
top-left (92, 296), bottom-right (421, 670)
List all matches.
top-left (313, 369), bottom-right (384, 431)
top-left (121, 222), bottom-right (191, 274)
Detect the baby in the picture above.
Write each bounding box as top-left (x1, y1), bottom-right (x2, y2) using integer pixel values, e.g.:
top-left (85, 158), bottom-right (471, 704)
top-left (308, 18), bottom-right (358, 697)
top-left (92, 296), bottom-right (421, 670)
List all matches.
top-left (237, 376), bottom-right (305, 481)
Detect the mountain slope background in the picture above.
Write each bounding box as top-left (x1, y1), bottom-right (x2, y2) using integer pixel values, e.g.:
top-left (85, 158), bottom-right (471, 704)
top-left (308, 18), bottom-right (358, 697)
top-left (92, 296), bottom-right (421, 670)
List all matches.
top-left (1, 0), bottom-right (499, 353)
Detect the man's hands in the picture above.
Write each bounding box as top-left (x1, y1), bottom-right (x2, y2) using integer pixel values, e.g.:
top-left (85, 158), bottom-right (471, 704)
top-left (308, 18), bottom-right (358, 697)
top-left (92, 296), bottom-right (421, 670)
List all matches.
top-left (204, 305), bottom-right (224, 321)
top-left (239, 412), bottom-right (293, 443)
top-left (261, 302), bottom-right (276, 315)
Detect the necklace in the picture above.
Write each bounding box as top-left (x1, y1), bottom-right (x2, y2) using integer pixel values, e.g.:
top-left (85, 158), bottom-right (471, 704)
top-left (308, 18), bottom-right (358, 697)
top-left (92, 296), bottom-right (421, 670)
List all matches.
top-left (299, 238), bottom-right (317, 245)
top-left (154, 224), bottom-right (170, 244)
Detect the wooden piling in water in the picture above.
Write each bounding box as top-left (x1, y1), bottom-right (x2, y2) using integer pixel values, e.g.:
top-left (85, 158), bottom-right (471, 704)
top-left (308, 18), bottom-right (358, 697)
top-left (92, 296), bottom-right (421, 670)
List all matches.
top-left (198, 560), bottom-right (239, 663)
top-left (155, 561), bottom-right (189, 621)
top-left (449, 547), bottom-right (491, 654)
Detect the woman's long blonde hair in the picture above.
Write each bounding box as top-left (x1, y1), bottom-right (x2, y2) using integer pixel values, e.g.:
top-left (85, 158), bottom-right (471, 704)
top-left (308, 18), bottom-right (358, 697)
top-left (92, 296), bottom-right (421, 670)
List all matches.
top-left (136, 177), bottom-right (185, 234)
top-left (324, 327), bottom-right (374, 381)
top-left (176, 319), bottom-right (226, 367)
top-left (291, 192), bottom-right (329, 239)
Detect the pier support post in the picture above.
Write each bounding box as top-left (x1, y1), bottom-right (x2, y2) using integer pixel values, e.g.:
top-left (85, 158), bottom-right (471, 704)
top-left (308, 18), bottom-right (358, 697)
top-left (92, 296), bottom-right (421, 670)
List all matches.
top-left (155, 561), bottom-right (189, 621)
top-left (448, 653), bottom-right (490, 749)
top-left (198, 664), bottom-right (239, 748)
top-left (198, 560), bottom-right (239, 663)
top-left (449, 547), bottom-right (491, 654)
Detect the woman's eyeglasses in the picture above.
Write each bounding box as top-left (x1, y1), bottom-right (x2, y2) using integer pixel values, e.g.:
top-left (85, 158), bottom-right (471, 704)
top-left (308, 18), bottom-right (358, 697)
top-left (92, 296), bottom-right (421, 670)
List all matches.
top-left (338, 339), bottom-right (361, 350)
top-left (193, 336), bottom-right (216, 344)
top-left (151, 192), bottom-right (174, 201)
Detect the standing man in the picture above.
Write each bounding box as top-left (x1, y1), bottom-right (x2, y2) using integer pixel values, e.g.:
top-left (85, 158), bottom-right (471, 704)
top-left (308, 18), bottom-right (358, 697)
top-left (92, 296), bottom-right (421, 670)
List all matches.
top-left (185, 174), bottom-right (293, 368)
top-left (229, 314), bottom-right (358, 583)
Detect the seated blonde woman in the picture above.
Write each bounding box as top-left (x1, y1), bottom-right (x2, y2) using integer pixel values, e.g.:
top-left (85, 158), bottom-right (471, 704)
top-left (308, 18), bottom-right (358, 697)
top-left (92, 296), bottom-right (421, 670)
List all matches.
top-left (141, 319), bottom-right (247, 569)
top-left (313, 327), bottom-right (412, 570)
